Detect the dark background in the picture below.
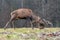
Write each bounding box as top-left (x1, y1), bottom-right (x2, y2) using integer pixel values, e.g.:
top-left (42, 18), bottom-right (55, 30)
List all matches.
top-left (0, 0), bottom-right (60, 28)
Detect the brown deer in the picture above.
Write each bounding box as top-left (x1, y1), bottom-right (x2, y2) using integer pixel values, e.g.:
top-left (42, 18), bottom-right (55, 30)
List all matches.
top-left (4, 8), bottom-right (45, 29)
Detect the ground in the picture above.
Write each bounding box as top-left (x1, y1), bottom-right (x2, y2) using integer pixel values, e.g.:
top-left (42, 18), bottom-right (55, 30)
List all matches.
top-left (0, 28), bottom-right (60, 40)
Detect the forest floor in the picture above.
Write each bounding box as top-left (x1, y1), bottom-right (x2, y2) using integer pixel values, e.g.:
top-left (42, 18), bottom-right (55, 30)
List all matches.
top-left (0, 28), bottom-right (60, 40)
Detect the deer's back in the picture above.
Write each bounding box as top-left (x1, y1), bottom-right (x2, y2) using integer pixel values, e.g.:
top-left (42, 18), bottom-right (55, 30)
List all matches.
top-left (11, 8), bottom-right (33, 18)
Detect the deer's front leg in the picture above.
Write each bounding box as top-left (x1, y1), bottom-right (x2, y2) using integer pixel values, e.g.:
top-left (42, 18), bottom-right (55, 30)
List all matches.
top-left (37, 23), bottom-right (40, 29)
top-left (30, 21), bottom-right (33, 29)
top-left (30, 20), bottom-right (36, 29)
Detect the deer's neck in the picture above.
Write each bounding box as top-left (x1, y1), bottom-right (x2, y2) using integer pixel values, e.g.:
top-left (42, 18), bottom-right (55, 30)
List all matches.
top-left (31, 15), bottom-right (40, 22)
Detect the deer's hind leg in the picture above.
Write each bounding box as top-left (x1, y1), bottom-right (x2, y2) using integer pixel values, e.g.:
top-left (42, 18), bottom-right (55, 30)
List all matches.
top-left (11, 20), bottom-right (15, 29)
top-left (4, 14), bottom-right (16, 29)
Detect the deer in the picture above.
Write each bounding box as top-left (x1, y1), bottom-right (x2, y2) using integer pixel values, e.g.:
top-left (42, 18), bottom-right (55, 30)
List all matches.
top-left (4, 8), bottom-right (45, 29)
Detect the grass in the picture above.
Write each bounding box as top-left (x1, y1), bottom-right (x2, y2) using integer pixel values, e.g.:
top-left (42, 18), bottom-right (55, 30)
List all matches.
top-left (1, 28), bottom-right (59, 33)
top-left (0, 28), bottom-right (60, 40)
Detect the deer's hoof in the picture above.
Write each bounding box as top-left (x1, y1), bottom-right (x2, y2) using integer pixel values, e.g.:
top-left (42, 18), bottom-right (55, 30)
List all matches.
top-left (39, 26), bottom-right (44, 29)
